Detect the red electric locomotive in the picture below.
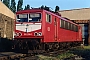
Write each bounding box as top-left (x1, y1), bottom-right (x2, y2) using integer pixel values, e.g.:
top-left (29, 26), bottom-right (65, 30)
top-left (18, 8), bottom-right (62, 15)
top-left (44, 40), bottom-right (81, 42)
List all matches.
top-left (14, 8), bottom-right (82, 53)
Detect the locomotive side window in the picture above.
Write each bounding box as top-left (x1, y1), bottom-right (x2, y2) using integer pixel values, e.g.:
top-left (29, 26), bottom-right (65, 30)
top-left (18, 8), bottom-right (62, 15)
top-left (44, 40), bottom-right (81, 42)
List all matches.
top-left (60, 19), bottom-right (78, 32)
top-left (65, 21), bottom-right (68, 29)
top-left (60, 19), bottom-right (64, 28)
top-left (69, 23), bottom-right (71, 30)
top-left (72, 24), bottom-right (74, 31)
top-left (46, 13), bottom-right (51, 23)
top-left (74, 25), bottom-right (76, 31)
top-left (60, 19), bottom-right (61, 27)
top-left (76, 26), bottom-right (78, 32)
top-left (63, 21), bottom-right (65, 28)
top-left (68, 23), bottom-right (70, 30)
top-left (70, 24), bottom-right (72, 30)
top-left (74, 25), bottom-right (77, 32)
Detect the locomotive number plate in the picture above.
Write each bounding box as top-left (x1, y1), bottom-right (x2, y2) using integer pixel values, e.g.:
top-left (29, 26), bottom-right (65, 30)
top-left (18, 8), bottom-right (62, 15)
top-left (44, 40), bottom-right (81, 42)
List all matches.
top-left (24, 33), bottom-right (32, 35)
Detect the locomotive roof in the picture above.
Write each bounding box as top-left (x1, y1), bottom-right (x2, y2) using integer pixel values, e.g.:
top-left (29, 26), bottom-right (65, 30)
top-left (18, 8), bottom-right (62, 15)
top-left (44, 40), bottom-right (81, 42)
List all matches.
top-left (16, 8), bottom-right (61, 16)
top-left (16, 9), bottom-right (43, 14)
top-left (16, 9), bottom-right (79, 26)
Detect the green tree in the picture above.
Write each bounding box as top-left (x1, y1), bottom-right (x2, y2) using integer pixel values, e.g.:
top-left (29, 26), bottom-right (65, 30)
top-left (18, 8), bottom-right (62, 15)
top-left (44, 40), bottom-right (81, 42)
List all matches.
top-left (3, 0), bottom-right (10, 8)
top-left (55, 6), bottom-right (60, 12)
top-left (24, 6), bottom-right (27, 10)
top-left (10, 0), bottom-right (16, 13)
top-left (17, 0), bottom-right (23, 11)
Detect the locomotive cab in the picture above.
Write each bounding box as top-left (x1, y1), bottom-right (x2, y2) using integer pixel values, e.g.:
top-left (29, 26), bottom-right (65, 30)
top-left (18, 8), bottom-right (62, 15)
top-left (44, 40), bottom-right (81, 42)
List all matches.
top-left (14, 9), bottom-right (44, 52)
top-left (15, 12), bottom-right (43, 38)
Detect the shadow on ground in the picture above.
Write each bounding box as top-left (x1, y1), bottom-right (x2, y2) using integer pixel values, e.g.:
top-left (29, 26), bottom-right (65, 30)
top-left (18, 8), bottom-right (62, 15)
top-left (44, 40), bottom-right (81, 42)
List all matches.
top-left (0, 37), bottom-right (13, 52)
top-left (70, 47), bottom-right (90, 60)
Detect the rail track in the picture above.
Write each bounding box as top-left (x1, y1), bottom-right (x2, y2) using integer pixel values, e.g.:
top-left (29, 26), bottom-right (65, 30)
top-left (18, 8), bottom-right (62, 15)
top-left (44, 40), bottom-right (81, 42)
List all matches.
top-left (37, 46), bottom-right (85, 60)
top-left (0, 52), bottom-right (26, 60)
top-left (0, 46), bottom-right (84, 60)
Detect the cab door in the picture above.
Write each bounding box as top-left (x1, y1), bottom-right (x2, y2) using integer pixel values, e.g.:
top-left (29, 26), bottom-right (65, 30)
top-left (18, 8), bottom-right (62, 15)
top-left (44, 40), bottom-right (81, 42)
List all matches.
top-left (54, 17), bottom-right (58, 41)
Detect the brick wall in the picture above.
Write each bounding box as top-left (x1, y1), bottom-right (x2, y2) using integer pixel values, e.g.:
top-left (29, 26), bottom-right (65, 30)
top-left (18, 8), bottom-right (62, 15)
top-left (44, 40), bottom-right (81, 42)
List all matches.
top-left (0, 13), bottom-right (14, 40)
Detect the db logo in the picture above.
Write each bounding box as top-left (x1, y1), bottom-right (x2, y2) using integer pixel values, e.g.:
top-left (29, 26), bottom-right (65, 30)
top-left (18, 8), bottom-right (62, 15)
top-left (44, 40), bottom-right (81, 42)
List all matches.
top-left (47, 27), bottom-right (50, 31)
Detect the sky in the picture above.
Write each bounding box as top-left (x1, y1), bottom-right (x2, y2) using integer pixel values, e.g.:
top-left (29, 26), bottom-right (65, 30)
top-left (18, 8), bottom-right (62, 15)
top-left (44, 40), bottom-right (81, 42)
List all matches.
top-left (16, 0), bottom-right (90, 10)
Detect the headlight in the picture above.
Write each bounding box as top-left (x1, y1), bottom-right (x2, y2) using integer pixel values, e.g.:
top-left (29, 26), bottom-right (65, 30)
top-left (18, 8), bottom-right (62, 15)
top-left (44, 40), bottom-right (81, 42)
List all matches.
top-left (14, 33), bottom-right (17, 36)
top-left (18, 32), bottom-right (22, 36)
top-left (38, 32), bottom-right (42, 36)
top-left (14, 32), bottom-right (22, 37)
top-left (34, 32), bottom-right (42, 36)
top-left (34, 32), bottom-right (38, 36)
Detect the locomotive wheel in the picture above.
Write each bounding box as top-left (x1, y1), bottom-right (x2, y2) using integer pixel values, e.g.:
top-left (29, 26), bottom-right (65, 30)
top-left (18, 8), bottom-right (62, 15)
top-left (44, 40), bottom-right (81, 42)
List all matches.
top-left (44, 44), bottom-right (50, 52)
top-left (22, 41), bottom-right (29, 50)
top-left (15, 40), bottom-right (23, 50)
top-left (19, 41), bottom-right (23, 49)
top-left (36, 43), bottom-right (43, 50)
top-left (54, 43), bottom-right (59, 50)
top-left (59, 43), bottom-right (63, 50)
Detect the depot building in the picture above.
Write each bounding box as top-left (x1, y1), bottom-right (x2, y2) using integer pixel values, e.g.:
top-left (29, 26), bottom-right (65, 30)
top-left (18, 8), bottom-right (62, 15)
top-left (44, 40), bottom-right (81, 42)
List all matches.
top-left (0, 1), bottom-right (14, 40)
top-left (59, 8), bottom-right (90, 45)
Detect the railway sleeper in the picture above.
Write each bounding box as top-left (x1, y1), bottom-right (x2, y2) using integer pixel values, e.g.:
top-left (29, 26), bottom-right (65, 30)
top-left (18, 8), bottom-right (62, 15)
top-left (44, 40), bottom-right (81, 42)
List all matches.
top-left (0, 52), bottom-right (26, 60)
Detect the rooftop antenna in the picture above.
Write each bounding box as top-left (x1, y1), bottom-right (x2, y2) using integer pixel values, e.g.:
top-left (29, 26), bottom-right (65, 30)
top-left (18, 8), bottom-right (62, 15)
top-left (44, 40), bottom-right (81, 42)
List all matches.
top-left (31, 7), bottom-right (40, 9)
top-left (48, 7), bottom-right (53, 11)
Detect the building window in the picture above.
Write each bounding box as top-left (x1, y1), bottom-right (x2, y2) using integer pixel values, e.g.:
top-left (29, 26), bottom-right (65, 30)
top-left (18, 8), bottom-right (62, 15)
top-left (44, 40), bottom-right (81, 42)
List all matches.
top-left (46, 13), bottom-right (51, 23)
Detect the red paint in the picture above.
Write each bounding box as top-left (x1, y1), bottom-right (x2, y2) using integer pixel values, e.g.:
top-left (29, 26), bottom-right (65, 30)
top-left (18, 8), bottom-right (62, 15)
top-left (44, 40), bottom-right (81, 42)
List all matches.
top-left (14, 9), bottom-right (82, 43)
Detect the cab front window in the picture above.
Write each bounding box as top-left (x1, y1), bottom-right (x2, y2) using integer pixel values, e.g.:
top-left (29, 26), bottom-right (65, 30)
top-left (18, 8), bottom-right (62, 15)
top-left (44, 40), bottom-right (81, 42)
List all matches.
top-left (16, 13), bottom-right (41, 22)
top-left (17, 14), bottom-right (28, 22)
top-left (29, 13), bottom-right (41, 22)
